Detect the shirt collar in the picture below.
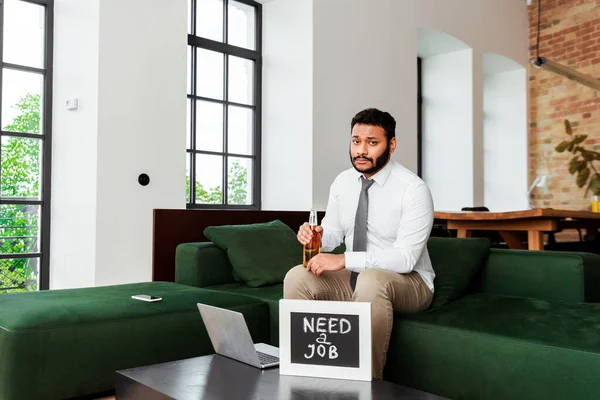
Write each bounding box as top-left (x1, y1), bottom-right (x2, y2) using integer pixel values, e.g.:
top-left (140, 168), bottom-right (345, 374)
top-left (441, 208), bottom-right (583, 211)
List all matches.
top-left (354, 160), bottom-right (394, 187)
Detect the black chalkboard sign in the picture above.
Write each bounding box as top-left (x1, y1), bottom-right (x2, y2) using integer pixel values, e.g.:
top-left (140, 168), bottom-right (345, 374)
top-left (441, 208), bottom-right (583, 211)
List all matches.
top-left (290, 312), bottom-right (360, 368)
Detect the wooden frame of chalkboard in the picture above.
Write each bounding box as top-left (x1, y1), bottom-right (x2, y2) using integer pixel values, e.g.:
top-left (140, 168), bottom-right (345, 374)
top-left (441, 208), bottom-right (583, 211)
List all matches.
top-left (278, 299), bottom-right (372, 381)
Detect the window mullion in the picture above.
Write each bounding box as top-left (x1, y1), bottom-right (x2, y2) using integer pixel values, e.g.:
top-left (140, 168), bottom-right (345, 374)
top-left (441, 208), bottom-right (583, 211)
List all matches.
top-left (223, 53), bottom-right (229, 206)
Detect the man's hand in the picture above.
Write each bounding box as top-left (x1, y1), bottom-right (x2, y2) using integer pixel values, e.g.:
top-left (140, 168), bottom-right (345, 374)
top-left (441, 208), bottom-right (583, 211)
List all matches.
top-left (297, 222), bottom-right (323, 245)
top-left (306, 253), bottom-right (345, 277)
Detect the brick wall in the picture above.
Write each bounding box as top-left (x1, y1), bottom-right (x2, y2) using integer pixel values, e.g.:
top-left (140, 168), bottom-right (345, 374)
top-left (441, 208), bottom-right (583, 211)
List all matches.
top-left (529, 0), bottom-right (600, 210)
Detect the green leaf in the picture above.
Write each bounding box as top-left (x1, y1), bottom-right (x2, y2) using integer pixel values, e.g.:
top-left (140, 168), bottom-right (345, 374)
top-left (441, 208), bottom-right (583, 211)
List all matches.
top-left (573, 135), bottom-right (588, 145)
top-left (578, 160), bottom-right (588, 172)
top-left (569, 157), bottom-right (579, 174)
top-left (577, 167), bottom-right (590, 188)
top-left (556, 141), bottom-right (571, 153)
top-left (590, 174), bottom-right (600, 196)
top-left (565, 119), bottom-right (573, 135)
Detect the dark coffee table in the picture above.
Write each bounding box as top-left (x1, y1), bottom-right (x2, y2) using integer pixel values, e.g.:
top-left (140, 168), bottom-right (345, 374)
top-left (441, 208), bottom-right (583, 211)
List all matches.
top-left (115, 354), bottom-right (448, 399)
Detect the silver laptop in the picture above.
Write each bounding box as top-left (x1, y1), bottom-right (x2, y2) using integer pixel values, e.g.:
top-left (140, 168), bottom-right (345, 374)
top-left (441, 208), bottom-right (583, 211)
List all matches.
top-left (197, 303), bottom-right (280, 369)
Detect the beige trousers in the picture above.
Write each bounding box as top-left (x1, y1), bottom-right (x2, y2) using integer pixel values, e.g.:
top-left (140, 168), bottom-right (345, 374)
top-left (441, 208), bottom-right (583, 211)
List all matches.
top-left (283, 265), bottom-right (433, 379)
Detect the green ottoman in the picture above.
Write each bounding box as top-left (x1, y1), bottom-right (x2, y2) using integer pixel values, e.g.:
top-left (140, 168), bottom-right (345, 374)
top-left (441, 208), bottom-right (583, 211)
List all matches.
top-left (0, 282), bottom-right (270, 400)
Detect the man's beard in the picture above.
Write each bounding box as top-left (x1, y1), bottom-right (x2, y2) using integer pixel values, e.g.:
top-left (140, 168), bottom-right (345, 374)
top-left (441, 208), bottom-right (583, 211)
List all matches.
top-left (350, 142), bottom-right (391, 175)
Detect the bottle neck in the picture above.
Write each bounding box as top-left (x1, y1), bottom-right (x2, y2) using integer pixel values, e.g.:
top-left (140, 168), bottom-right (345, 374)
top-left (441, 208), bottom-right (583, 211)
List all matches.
top-left (309, 210), bottom-right (318, 226)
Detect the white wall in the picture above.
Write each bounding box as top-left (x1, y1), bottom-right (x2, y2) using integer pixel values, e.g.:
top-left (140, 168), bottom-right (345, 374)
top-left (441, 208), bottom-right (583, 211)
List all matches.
top-left (262, 0), bottom-right (313, 210)
top-left (94, 0), bottom-right (187, 286)
top-left (312, 0), bottom-right (416, 210)
top-left (50, 0), bottom-right (529, 287)
top-left (261, 0), bottom-right (529, 211)
top-left (50, 0), bottom-right (187, 289)
top-left (50, 0), bottom-right (100, 289)
top-left (483, 68), bottom-right (528, 211)
top-left (416, 0), bottom-right (528, 65)
top-left (422, 49), bottom-right (474, 211)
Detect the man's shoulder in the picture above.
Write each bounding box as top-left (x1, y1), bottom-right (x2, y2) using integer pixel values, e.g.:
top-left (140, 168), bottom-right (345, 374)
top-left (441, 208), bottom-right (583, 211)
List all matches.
top-left (332, 168), bottom-right (359, 185)
top-left (388, 161), bottom-right (427, 188)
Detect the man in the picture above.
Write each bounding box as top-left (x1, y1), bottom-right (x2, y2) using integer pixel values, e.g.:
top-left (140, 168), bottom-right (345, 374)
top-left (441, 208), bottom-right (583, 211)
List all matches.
top-left (283, 108), bottom-right (435, 379)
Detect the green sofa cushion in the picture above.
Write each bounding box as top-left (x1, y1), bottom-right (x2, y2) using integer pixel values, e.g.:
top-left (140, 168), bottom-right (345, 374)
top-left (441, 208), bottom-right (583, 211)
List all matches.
top-left (204, 220), bottom-right (302, 288)
top-left (428, 237), bottom-right (490, 308)
top-left (208, 283), bottom-right (284, 346)
top-left (0, 282), bottom-right (270, 400)
top-left (385, 293), bottom-right (600, 400)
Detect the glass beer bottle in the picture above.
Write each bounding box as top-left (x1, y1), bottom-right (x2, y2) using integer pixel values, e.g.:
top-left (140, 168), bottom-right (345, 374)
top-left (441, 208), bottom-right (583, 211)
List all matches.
top-left (303, 209), bottom-right (321, 267)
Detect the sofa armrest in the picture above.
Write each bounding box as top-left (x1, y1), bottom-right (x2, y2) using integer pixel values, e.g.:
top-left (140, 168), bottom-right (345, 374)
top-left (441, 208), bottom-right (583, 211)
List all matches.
top-left (175, 242), bottom-right (235, 288)
top-left (471, 248), bottom-right (600, 303)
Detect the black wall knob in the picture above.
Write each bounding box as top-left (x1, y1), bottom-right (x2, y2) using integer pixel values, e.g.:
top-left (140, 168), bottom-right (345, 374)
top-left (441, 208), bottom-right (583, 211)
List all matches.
top-left (138, 173), bottom-right (150, 186)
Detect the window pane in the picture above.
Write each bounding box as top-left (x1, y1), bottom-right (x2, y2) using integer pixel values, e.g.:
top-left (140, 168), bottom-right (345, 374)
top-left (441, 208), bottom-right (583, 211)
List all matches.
top-left (228, 1), bottom-right (256, 50)
top-left (187, 100), bottom-right (192, 149)
top-left (195, 154), bottom-right (223, 204)
top-left (1, 136), bottom-right (42, 199)
top-left (3, 0), bottom-right (45, 69)
top-left (196, 0), bottom-right (223, 42)
top-left (227, 157), bottom-right (252, 205)
top-left (228, 56), bottom-right (254, 105)
top-left (227, 106), bottom-right (253, 155)
top-left (196, 101), bottom-right (223, 152)
top-left (186, 153), bottom-right (191, 203)
top-left (0, 257), bottom-right (39, 293)
top-left (0, 204), bottom-right (40, 254)
top-left (197, 49), bottom-right (224, 100)
top-left (1, 69), bottom-right (43, 134)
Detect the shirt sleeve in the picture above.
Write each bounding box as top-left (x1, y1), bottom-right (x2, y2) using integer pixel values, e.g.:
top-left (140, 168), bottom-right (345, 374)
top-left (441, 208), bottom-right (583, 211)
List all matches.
top-left (344, 182), bottom-right (434, 273)
top-left (320, 180), bottom-right (345, 252)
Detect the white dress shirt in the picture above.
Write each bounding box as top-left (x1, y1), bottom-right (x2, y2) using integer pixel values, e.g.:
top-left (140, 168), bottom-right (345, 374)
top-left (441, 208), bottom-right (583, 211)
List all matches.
top-left (320, 160), bottom-right (435, 292)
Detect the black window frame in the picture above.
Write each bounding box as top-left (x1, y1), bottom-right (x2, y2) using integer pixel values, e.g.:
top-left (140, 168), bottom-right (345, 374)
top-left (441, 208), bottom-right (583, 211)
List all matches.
top-left (0, 0), bottom-right (54, 291)
top-left (417, 57), bottom-right (422, 178)
top-left (187, 0), bottom-right (262, 209)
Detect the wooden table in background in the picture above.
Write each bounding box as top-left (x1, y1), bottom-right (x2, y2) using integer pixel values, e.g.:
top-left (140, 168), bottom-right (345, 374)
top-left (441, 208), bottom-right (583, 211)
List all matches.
top-left (434, 209), bottom-right (600, 251)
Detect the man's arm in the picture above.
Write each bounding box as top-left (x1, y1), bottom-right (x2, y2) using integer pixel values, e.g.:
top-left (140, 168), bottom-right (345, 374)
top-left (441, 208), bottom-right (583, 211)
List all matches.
top-left (344, 183), bottom-right (434, 273)
top-left (319, 181), bottom-right (345, 252)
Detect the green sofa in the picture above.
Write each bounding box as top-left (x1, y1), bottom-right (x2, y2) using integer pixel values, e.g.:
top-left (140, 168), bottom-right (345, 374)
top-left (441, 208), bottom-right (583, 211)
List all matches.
top-left (175, 238), bottom-right (600, 400)
top-left (0, 282), bottom-right (270, 400)
top-left (2, 232), bottom-right (600, 400)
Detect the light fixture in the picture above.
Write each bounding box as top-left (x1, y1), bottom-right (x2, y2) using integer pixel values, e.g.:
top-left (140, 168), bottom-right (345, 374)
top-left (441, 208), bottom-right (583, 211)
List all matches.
top-left (531, 57), bottom-right (600, 91)
top-left (530, 0), bottom-right (600, 91)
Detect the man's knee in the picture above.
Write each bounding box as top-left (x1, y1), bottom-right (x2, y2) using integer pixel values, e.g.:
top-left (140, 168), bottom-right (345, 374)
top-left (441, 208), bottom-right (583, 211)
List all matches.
top-left (354, 269), bottom-right (390, 300)
top-left (283, 265), bottom-right (310, 299)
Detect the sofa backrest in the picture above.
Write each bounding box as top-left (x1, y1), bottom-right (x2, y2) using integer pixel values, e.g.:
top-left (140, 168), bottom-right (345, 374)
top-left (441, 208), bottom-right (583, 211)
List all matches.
top-left (468, 248), bottom-right (600, 303)
top-left (154, 209), bottom-right (320, 282)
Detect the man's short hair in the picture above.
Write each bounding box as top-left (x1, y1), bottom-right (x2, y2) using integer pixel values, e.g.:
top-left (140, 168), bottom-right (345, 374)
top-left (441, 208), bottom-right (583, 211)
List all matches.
top-left (351, 108), bottom-right (396, 141)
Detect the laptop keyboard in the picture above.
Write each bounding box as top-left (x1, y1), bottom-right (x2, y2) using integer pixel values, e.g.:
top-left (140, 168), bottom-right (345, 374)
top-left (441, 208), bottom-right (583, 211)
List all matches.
top-left (257, 351), bottom-right (279, 365)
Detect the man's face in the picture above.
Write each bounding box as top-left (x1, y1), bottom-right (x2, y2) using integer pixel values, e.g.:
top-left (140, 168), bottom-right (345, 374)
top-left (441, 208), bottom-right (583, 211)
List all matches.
top-left (349, 124), bottom-right (396, 177)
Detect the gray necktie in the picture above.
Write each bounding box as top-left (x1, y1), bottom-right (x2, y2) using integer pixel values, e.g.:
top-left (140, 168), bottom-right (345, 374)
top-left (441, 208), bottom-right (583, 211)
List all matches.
top-left (350, 176), bottom-right (375, 291)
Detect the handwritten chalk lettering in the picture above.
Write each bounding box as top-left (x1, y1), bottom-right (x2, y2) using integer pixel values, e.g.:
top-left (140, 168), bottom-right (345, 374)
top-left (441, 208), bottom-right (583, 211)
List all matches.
top-left (316, 333), bottom-right (331, 345)
top-left (329, 345), bottom-right (339, 359)
top-left (303, 343), bottom-right (339, 360)
top-left (291, 312), bottom-right (360, 368)
top-left (303, 317), bottom-right (352, 334)
top-left (304, 344), bottom-right (315, 359)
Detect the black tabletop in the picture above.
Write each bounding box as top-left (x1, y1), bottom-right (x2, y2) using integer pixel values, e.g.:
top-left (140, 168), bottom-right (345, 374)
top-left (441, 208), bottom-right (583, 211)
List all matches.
top-left (116, 354), bottom-right (448, 400)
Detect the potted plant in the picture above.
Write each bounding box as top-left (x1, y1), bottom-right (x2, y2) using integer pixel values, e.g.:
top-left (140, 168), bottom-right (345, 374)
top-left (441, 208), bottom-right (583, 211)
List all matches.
top-left (555, 119), bottom-right (600, 201)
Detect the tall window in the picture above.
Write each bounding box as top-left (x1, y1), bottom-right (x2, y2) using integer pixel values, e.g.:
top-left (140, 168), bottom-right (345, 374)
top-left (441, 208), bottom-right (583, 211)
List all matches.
top-left (0, 0), bottom-right (53, 293)
top-left (187, 0), bottom-right (262, 208)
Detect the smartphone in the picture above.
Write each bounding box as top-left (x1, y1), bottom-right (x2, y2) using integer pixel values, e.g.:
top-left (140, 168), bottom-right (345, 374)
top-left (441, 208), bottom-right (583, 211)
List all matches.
top-left (131, 294), bottom-right (162, 302)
